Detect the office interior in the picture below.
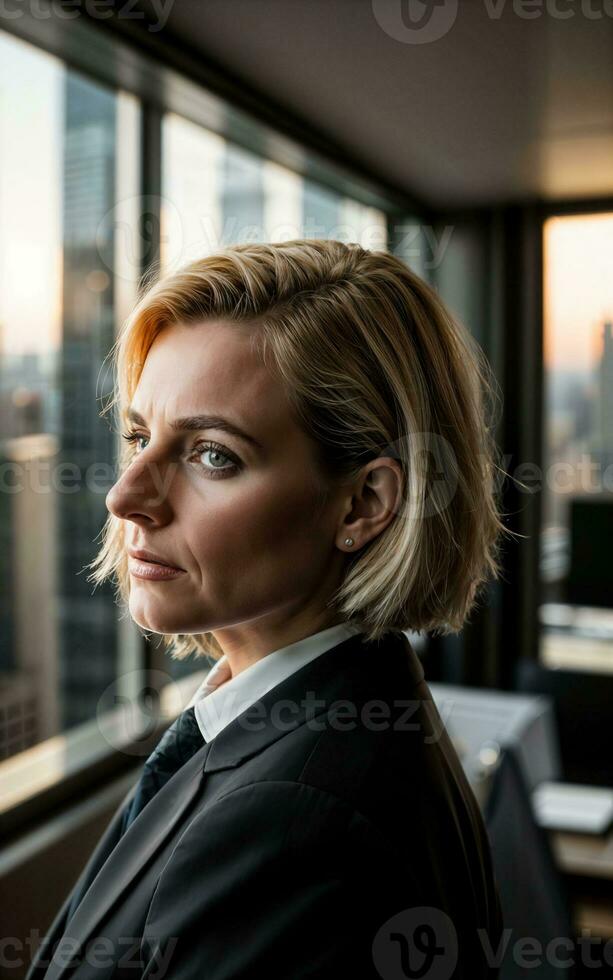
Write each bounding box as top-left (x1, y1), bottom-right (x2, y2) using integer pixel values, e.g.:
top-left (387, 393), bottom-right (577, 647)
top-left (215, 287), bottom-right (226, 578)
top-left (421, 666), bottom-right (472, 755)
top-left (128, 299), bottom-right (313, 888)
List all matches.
top-left (1, 1), bottom-right (613, 977)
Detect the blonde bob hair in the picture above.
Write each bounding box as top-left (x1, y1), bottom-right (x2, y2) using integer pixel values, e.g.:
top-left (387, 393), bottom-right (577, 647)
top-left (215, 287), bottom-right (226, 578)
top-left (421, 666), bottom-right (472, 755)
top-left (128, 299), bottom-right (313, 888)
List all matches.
top-left (88, 238), bottom-right (512, 662)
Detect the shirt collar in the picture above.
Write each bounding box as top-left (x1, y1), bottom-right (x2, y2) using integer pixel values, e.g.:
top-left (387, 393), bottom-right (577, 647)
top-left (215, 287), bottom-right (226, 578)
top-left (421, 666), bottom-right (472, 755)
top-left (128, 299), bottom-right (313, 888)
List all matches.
top-left (189, 621), bottom-right (364, 743)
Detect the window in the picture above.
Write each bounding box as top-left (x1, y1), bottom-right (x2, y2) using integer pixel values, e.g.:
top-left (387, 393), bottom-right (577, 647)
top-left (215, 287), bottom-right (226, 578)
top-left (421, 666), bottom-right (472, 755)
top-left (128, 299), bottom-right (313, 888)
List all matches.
top-left (0, 30), bottom-right (142, 762)
top-left (161, 111), bottom-right (387, 271)
top-left (540, 212), bottom-right (613, 674)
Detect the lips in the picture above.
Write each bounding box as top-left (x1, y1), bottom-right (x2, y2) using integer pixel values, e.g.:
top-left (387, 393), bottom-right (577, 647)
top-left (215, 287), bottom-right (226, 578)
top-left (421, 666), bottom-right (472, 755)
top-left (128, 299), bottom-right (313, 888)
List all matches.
top-left (128, 548), bottom-right (185, 571)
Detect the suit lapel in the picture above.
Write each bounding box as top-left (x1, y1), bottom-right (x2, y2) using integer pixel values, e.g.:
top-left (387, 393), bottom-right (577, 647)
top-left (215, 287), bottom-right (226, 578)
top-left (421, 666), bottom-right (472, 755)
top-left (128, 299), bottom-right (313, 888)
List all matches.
top-left (203, 628), bottom-right (424, 774)
top-left (41, 739), bottom-right (213, 980)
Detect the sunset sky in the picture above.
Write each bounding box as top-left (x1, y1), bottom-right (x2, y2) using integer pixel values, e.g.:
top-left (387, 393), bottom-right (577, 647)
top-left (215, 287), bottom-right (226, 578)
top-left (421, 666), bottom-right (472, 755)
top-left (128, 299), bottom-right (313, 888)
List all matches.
top-left (0, 31), bottom-right (63, 358)
top-left (544, 212), bottom-right (613, 374)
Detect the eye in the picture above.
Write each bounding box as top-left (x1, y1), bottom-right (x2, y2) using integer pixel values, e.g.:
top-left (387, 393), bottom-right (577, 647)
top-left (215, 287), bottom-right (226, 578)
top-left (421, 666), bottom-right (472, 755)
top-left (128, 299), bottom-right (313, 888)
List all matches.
top-left (120, 430), bottom-right (240, 478)
top-left (121, 430), bottom-right (148, 453)
top-left (194, 442), bottom-right (239, 476)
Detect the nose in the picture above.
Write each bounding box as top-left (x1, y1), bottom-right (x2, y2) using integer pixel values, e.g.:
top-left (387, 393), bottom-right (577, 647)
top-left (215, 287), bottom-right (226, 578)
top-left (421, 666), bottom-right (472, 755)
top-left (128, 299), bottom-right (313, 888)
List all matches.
top-left (106, 451), bottom-right (177, 526)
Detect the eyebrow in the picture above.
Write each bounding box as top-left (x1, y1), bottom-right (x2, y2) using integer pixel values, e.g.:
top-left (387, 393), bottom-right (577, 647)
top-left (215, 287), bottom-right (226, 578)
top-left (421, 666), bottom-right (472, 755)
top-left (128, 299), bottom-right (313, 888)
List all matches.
top-left (125, 407), bottom-right (263, 451)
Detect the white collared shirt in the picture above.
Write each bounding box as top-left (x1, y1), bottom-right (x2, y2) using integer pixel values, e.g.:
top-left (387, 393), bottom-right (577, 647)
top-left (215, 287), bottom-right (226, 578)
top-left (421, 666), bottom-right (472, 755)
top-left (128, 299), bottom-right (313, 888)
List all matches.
top-left (186, 621), bottom-right (365, 742)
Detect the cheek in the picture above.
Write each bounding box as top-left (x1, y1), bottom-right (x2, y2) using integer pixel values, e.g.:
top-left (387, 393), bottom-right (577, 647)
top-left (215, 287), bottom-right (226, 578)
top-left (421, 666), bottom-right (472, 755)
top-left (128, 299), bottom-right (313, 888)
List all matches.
top-left (187, 473), bottom-right (324, 566)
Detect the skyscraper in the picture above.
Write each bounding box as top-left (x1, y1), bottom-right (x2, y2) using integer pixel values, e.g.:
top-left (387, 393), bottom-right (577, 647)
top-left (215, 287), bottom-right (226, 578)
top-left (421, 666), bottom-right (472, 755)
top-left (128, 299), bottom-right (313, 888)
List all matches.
top-left (58, 72), bottom-right (118, 729)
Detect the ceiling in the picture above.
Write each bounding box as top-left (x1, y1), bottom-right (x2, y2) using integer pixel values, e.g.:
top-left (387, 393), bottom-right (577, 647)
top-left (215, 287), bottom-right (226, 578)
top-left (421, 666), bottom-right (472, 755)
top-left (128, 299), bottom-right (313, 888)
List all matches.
top-left (135, 0), bottom-right (613, 209)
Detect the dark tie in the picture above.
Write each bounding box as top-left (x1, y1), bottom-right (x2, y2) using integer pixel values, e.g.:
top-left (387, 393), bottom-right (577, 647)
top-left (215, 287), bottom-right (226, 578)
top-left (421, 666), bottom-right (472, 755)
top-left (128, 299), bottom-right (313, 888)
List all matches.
top-left (121, 704), bottom-right (206, 834)
top-left (64, 706), bottom-right (206, 926)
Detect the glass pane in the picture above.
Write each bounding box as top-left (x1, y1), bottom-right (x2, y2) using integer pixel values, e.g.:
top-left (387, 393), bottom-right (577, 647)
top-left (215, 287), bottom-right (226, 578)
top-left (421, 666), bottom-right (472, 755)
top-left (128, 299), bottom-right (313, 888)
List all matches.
top-left (0, 30), bottom-right (142, 762)
top-left (540, 213), bottom-right (613, 674)
top-left (162, 111), bottom-right (388, 270)
top-left (338, 198), bottom-right (387, 251)
top-left (263, 160), bottom-right (302, 242)
top-left (303, 179), bottom-right (387, 249)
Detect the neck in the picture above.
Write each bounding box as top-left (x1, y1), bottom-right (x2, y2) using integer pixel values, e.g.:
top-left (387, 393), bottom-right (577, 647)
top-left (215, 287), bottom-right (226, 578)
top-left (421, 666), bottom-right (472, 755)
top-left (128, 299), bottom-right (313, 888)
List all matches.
top-left (211, 607), bottom-right (347, 678)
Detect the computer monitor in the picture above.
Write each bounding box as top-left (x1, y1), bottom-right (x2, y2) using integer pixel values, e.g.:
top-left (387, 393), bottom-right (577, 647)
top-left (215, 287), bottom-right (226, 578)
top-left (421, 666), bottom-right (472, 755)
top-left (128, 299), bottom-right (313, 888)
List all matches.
top-left (567, 495), bottom-right (613, 608)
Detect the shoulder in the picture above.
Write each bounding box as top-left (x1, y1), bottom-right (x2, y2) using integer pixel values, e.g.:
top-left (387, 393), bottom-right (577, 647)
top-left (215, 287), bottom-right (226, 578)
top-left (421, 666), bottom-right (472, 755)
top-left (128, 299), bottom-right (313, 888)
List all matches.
top-left (180, 778), bottom-right (398, 857)
top-left (151, 778), bottom-right (410, 925)
top-left (143, 780), bottom-right (422, 980)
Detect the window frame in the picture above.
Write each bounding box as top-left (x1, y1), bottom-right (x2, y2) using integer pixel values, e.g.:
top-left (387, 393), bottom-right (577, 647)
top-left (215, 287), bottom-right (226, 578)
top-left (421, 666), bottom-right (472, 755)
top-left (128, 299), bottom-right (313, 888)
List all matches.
top-left (536, 197), bottom-right (613, 677)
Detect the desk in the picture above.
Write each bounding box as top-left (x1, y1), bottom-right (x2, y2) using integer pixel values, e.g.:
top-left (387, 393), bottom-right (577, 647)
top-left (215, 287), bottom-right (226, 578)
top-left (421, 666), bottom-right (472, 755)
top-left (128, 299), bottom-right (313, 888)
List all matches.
top-left (549, 828), bottom-right (613, 938)
top-left (551, 827), bottom-right (613, 879)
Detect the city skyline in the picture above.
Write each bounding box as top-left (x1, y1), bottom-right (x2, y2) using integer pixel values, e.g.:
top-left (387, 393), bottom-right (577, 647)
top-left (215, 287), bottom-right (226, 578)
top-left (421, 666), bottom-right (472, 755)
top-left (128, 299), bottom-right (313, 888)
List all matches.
top-left (544, 212), bottom-right (613, 373)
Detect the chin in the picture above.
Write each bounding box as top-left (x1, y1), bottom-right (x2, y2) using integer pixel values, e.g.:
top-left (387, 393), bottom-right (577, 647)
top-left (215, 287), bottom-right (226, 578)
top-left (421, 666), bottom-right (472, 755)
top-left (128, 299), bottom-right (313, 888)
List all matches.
top-left (129, 598), bottom-right (175, 635)
top-left (128, 596), bottom-right (208, 637)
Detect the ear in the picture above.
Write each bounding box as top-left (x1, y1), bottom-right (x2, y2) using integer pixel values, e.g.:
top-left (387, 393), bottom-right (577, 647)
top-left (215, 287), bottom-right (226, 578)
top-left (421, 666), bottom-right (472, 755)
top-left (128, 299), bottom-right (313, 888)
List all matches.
top-left (336, 457), bottom-right (404, 553)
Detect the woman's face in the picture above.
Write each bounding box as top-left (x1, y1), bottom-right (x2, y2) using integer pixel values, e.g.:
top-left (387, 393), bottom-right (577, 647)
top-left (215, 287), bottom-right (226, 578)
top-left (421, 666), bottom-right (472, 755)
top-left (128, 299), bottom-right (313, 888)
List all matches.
top-left (105, 320), bottom-right (349, 646)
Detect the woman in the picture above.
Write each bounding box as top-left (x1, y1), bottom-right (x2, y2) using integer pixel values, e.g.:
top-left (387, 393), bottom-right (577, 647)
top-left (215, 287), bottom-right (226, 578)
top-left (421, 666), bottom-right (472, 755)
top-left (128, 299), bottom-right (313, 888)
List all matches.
top-left (28, 239), bottom-right (509, 979)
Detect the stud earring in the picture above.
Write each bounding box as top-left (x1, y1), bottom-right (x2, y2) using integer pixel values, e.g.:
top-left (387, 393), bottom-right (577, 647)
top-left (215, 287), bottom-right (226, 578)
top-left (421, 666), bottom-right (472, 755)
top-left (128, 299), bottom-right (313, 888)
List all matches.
top-left (344, 537), bottom-right (354, 547)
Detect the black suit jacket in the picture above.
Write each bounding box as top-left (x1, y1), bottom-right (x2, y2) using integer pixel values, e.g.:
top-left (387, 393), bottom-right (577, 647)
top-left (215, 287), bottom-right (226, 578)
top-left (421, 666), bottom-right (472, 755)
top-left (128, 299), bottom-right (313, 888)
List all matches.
top-left (26, 630), bottom-right (504, 979)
